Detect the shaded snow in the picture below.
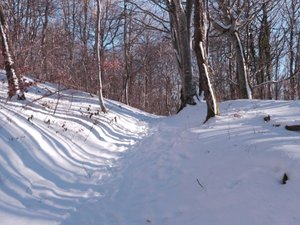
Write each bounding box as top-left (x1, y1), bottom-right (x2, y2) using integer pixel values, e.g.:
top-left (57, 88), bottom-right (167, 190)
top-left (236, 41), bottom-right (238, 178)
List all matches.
top-left (64, 100), bottom-right (300, 225)
top-left (1, 71), bottom-right (300, 225)
top-left (0, 72), bottom-right (153, 224)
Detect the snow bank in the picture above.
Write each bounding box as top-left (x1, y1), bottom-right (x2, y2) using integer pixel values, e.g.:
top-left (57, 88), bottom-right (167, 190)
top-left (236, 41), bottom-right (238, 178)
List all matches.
top-left (0, 72), bottom-right (153, 225)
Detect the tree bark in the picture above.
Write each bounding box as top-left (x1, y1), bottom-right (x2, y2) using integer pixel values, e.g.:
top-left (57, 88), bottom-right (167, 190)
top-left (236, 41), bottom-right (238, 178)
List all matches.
top-left (123, 0), bottom-right (130, 105)
top-left (0, 4), bottom-right (25, 100)
top-left (296, 31), bottom-right (300, 98)
top-left (258, 3), bottom-right (272, 99)
top-left (194, 0), bottom-right (219, 122)
top-left (96, 0), bottom-right (107, 113)
top-left (167, 0), bottom-right (196, 111)
top-left (41, 0), bottom-right (50, 80)
top-left (211, 0), bottom-right (252, 99)
top-left (288, 0), bottom-right (296, 99)
top-left (233, 31), bottom-right (252, 99)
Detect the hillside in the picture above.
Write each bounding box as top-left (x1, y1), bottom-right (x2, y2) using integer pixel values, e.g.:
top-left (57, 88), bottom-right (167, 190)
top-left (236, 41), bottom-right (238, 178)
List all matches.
top-left (1, 72), bottom-right (300, 225)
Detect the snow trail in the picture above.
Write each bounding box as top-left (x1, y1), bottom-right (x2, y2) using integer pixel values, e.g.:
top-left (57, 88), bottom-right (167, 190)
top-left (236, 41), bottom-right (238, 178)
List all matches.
top-left (65, 101), bottom-right (300, 225)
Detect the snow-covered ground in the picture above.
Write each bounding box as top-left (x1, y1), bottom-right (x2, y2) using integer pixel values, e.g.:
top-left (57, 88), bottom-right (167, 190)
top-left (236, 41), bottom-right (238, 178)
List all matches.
top-left (1, 72), bottom-right (300, 225)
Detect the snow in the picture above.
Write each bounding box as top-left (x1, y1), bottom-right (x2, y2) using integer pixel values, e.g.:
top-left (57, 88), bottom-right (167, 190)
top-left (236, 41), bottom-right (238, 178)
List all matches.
top-left (1, 71), bottom-right (300, 225)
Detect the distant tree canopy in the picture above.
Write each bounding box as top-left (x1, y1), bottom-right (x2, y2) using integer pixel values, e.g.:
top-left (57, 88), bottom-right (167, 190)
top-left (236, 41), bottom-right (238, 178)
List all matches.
top-left (1, 0), bottom-right (300, 116)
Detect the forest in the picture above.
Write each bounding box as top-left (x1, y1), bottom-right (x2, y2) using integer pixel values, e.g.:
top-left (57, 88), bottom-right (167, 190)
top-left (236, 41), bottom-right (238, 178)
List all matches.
top-left (1, 0), bottom-right (300, 117)
top-left (1, 1), bottom-right (300, 224)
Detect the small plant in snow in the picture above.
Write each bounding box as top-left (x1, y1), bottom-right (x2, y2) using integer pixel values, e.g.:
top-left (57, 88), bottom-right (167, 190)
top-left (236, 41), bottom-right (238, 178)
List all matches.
top-left (281, 173), bottom-right (289, 185)
top-left (263, 115), bottom-right (271, 122)
top-left (27, 115), bottom-right (33, 121)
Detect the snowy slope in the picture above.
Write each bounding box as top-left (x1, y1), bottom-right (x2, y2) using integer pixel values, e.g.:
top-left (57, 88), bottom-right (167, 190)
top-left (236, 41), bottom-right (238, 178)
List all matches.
top-left (1, 72), bottom-right (300, 225)
top-left (0, 72), bottom-right (154, 225)
top-left (62, 102), bottom-right (300, 225)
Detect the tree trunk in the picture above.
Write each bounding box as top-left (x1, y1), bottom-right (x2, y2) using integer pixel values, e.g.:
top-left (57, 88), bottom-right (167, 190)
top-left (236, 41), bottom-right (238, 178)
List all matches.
top-left (232, 31), bottom-right (252, 99)
top-left (41, 0), bottom-right (50, 80)
top-left (194, 0), bottom-right (219, 122)
top-left (0, 4), bottom-right (25, 100)
top-left (289, 1), bottom-right (296, 100)
top-left (96, 0), bottom-right (107, 113)
top-left (211, 0), bottom-right (252, 100)
top-left (167, 0), bottom-right (196, 111)
top-left (296, 31), bottom-right (300, 98)
top-left (123, 0), bottom-right (131, 105)
top-left (248, 26), bottom-right (259, 98)
top-left (82, 0), bottom-right (90, 92)
top-left (258, 3), bottom-right (272, 99)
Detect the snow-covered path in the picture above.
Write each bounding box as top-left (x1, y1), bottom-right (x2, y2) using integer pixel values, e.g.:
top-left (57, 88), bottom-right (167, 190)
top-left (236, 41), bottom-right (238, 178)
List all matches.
top-left (64, 101), bottom-right (300, 225)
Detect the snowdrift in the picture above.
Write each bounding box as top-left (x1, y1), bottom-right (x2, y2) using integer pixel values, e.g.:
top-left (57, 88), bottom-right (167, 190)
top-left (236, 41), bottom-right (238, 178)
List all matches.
top-left (0, 72), bottom-right (153, 225)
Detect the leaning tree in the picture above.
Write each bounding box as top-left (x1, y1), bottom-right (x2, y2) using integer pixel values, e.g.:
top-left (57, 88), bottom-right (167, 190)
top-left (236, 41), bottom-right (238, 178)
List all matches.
top-left (194, 0), bottom-right (219, 122)
top-left (0, 3), bottom-right (25, 100)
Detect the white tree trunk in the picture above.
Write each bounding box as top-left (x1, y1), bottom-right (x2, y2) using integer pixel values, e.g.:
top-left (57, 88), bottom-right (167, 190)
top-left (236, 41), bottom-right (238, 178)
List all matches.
top-left (194, 0), bottom-right (219, 122)
top-left (96, 0), bottom-right (107, 113)
top-left (234, 32), bottom-right (252, 99)
top-left (0, 4), bottom-right (25, 100)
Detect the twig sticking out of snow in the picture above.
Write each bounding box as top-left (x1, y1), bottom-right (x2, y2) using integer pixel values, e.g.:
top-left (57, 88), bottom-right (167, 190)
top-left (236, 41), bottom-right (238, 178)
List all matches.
top-left (196, 178), bottom-right (205, 189)
top-left (285, 125), bottom-right (300, 131)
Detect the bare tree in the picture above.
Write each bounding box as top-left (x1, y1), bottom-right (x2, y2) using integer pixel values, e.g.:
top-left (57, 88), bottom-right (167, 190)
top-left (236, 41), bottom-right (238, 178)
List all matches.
top-left (194, 0), bottom-right (219, 122)
top-left (96, 0), bottom-right (107, 112)
top-left (167, 0), bottom-right (196, 110)
top-left (258, 2), bottom-right (272, 99)
top-left (40, 0), bottom-right (52, 80)
top-left (122, 0), bottom-right (131, 105)
top-left (210, 0), bottom-right (253, 99)
top-left (148, 0), bottom-right (196, 110)
top-left (0, 3), bottom-right (25, 100)
top-left (285, 0), bottom-right (300, 99)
